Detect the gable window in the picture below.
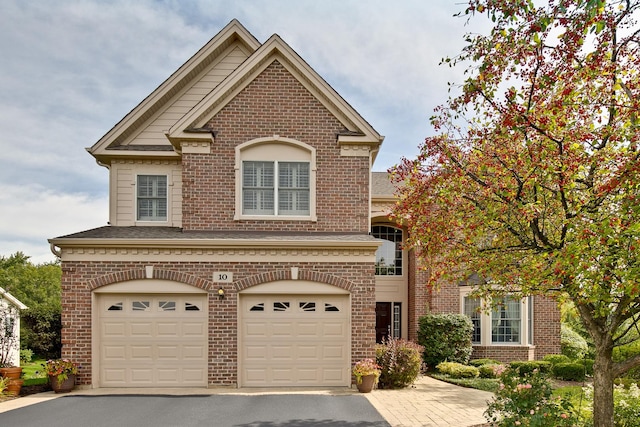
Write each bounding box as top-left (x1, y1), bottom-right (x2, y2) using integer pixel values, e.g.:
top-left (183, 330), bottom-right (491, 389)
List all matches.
top-left (242, 161), bottom-right (309, 216)
top-left (461, 289), bottom-right (532, 347)
top-left (372, 225), bottom-right (403, 275)
top-left (137, 175), bottom-right (167, 221)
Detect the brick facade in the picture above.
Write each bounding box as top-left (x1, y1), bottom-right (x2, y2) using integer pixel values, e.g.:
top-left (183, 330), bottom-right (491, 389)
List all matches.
top-left (61, 258), bottom-right (376, 387)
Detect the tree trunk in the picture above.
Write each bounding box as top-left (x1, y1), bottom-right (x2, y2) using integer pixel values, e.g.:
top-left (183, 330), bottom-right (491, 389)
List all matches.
top-left (592, 345), bottom-right (615, 427)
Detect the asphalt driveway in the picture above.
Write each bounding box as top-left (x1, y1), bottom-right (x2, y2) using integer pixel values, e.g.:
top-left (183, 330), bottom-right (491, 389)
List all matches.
top-left (0, 394), bottom-right (390, 427)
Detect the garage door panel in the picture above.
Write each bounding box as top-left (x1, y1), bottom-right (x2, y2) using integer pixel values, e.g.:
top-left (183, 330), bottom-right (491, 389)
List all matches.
top-left (323, 345), bottom-right (345, 359)
top-left (103, 322), bottom-right (126, 337)
top-left (157, 322), bottom-right (179, 336)
top-left (99, 293), bottom-right (207, 388)
top-left (241, 294), bottom-right (350, 387)
top-left (183, 322), bottom-right (205, 336)
top-left (130, 322), bottom-right (153, 336)
top-left (130, 345), bottom-right (154, 360)
top-left (103, 345), bottom-right (126, 360)
top-left (272, 322), bottom-right (294, 337)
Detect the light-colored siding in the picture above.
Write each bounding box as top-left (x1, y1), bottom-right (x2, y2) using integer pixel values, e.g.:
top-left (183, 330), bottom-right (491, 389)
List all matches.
top-left (125, 45), bottom-right (250, 146)
top-left (111, 160), bottom-right (182, 227)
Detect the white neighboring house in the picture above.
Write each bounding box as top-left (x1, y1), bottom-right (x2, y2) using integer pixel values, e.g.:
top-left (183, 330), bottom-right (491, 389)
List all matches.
top-left (0, 287), bottom-right (27, 367)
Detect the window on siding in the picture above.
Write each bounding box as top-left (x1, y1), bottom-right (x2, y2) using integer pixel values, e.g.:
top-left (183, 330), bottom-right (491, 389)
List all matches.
top-left (372, 225), bottom-right (403, 275)
top-left (137, 175), bottom-right (167, 221)
top-left (492, 296), bottom-right (521, 344)
top-left (242, 161), bottom-right (309, 216)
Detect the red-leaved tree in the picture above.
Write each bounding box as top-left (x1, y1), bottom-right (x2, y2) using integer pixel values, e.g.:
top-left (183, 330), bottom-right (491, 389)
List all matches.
top-left (390, 1), bottom-right (640, 426)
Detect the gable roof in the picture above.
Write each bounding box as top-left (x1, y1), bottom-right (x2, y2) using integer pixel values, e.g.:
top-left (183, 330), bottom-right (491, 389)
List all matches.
top-left (88, 20), bottom-right (383, 164)
top-left (88, 20), bottom-right (261, 163)
top-left (166, 33), bottom-right (383, 151)
top-left (0, 287), bottom-right (27, 310)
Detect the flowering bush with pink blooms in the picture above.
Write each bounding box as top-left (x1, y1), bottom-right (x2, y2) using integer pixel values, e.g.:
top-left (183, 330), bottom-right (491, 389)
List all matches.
top-left (485, 368), bottom-right (576, 426)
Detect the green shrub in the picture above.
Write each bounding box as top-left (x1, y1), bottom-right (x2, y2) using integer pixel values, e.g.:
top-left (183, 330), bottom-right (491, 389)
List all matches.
top-left (552, 362), bottom-right (586, 382)
top-left (582, 383), bottom-right (640, 426)
top-left (470, 358), bottom-right (500, 367)
top-left (418, 313), bottom-right (473, 368)
top-left (509, 360), bottom-right (552, 375)
top-left (375, 338), bottom-right (424, 389)
top-left (478, 363), bottom-right (506, 379)
top-left (543, 354), bottom-right (571, 365)
top-left (20, 348), bottom-right (33, 364)
top-left (561, 324), bottom-right (588, 359)
top-left (436, 361), bottom-right (479, 379)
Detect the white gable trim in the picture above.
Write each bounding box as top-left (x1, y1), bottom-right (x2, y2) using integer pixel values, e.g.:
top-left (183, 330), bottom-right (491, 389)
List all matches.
top-left (167, 34), bottom-right (383, 149)
top-left (0, 286), bottom-right (27, 310)
top-left (88, 20), bottom-right (261, 161)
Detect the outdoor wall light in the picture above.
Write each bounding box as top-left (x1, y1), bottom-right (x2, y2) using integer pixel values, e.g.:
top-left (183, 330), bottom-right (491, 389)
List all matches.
top-left (217, 288), bottom-right (225, 299)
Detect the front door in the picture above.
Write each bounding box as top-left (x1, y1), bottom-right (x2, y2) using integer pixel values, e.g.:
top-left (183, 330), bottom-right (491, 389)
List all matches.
top-left (375, 302), bottom-right (391, 343)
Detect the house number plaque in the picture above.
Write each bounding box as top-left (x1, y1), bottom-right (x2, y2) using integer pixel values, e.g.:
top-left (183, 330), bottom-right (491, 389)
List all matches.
top-left (213, 272), bottom-right (233, 283)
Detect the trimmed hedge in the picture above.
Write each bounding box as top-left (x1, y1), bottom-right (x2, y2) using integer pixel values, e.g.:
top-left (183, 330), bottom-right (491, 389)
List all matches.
top-left (436, 361), bottom-right (479, 379)
top-left (478, 363), bottom-right (504, 379)
top-left (542, 354), bottom-right (571, 366)
top-left (552, 362), bottom-right (586, 382)
top-left (418, 313), bottom-right (473, 368)
top-left (509, 360), bottom-right (552, 375)
top-left (470, 358), bottom-right (500, 367)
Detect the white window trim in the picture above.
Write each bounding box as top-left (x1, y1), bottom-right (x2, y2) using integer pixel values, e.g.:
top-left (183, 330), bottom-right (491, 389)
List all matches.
top-left (135, 173), bottom-right (170, 224)
top-left (372, 225), bottom-right (406, 278)
top-left (460, 288), bottom-right (533, 347)
top-left (234, 137), bottom-right (317, 221)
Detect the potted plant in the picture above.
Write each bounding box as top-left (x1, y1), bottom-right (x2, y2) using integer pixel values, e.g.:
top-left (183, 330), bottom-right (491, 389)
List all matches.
top-left (43, 359), bottom-right (78, 393)
top-left (352, 358), bottom-right (381, 393)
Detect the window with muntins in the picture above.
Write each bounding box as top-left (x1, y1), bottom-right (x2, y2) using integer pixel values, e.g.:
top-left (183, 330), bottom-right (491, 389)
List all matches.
top-left (137, 175), bottom-right (167, 221)
top-left (242, 161), bottom-right (309, 216)
top-left (372, 225), bottom-right (403, 275)
top-left (492, 296), bottom-right (521, 344)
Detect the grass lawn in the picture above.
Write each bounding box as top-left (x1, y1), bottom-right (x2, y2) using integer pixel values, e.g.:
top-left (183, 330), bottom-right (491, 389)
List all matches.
top-left (20, 359), bottom-right (49, 386)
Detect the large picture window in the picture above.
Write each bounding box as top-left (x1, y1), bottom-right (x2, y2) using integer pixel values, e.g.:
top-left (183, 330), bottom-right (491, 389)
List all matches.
top-left (242, 161), bottom-right (309, 216)
top-left (137, 175), bottom-right (167, 221)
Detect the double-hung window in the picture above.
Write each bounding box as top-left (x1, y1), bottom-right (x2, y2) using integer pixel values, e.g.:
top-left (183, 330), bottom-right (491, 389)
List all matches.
top-left (242, 161), bottom-right (309, 216)
top-left (464, 296), bottom-right (482, 344)
top-left (492, 296), bottom-right (521, 343)
top-left (137, 175), bottom-right (167, 221)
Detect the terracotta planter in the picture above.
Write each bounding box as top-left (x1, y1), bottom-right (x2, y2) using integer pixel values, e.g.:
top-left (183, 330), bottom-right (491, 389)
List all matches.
top-left (0, 366), bottom-right (23, 379)
top-left (5, 379), bottom-right (23, 396)
top-left (356, 374), bottom-right (377, 393)
top-left (49, 374), bottom-right (76, 393)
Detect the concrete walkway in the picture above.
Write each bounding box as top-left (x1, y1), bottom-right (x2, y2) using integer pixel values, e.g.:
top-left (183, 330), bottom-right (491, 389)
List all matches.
top-left (0, 376), bottom-right (493, 427)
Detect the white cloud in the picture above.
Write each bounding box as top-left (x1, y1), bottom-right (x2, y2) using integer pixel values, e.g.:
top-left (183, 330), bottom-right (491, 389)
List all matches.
top-left (0, 185), bottom-right (108, 264)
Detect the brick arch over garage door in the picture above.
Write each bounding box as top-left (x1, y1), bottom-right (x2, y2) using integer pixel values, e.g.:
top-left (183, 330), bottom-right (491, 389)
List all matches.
top-left (88, 268), bottom-right (214, 291)
top-left (235, 269), bottom-right (354, 292)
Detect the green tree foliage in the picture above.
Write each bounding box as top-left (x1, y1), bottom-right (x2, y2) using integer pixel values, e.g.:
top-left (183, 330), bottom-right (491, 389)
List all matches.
top-left (390, 1), bottom-right (640, 426)
top-left (0, 252), bottom-right (62, 358)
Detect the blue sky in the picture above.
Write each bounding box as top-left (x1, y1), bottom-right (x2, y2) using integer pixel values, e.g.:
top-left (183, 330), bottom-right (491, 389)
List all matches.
top-left (0, 0), bottom-right (490, 263)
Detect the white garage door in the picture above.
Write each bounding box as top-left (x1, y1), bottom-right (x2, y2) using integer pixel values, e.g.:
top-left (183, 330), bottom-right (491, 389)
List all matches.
top-left (240, 294), bottom-right (350, 387)
top-left (98, 294), bottom-right (208, 387)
